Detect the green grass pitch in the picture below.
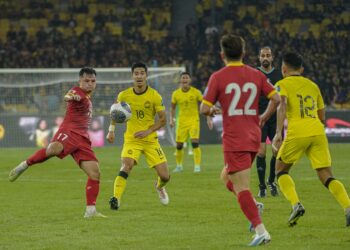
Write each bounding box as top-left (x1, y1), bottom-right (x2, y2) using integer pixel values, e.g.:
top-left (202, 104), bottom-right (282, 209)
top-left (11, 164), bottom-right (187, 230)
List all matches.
top-left (1, 144), bottom-right (349, 249)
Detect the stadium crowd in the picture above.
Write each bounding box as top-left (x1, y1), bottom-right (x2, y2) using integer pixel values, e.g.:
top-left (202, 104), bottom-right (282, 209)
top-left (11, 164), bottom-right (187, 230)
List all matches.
top-left (0, 0), bottom-right (349, 113)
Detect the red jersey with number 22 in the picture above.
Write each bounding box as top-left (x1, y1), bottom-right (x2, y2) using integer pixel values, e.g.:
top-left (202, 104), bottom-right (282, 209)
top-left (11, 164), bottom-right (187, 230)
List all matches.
top-left (60, 86), bottom-right (92, 138)
top-left (204, 63), bottom-right (276, 152)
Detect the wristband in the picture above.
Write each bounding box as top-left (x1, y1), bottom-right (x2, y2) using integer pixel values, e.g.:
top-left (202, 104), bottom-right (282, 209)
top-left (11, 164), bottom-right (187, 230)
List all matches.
top-left (108, 124), bottom-right (115, 132)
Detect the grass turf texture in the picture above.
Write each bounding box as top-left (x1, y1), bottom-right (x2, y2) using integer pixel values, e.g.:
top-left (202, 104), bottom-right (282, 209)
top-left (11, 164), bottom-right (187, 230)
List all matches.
top-left (1, 144), bottom-right (349, 249)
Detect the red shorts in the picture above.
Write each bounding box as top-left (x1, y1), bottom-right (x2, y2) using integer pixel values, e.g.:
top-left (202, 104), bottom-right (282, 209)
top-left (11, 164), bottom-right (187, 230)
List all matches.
top-left (51, 128), bottom-right (98, 165)
top-left (224, 151), bottom-right (257, 173)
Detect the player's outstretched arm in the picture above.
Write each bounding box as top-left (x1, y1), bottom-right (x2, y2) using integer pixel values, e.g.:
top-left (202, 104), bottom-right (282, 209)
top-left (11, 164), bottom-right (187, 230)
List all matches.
top-left (200, 102), bottom-right (220, 117)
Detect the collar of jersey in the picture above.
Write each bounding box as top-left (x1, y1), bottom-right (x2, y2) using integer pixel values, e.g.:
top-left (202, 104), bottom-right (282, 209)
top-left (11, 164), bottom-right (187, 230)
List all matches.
top-left (133, 85), bottom-right (148, 95)
top-left (226, 62), bottom-right (244, 66)
top-left (181, 87), bottom-right (191, 93)
top-left (258, 66), bottom-right (275, 74)
top-left (287, 74), bottom-right (302, 77)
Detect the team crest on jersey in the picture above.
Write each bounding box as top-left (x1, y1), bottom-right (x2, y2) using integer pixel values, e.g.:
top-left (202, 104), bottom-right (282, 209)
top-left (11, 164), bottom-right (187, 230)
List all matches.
top-left (144, 101), bottom-right (151, 109)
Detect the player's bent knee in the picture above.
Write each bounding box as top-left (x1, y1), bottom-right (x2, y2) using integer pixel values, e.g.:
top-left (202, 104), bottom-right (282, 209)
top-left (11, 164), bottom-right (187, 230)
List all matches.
top-left (121, 158), bottom-right (135, 173)
top-left (176, 143), bottom-right (184, 150)
top-left (160, 175), bottom-right (170, 183)
top-left (121, 164), bottom-right (133, 173)
top-left (191, 142), bottom-right (199, 148)
top-left (81, 161), bottom-right (100, 180)
top-left (92, 166), bottom-right (101, 180)
top-left (46, 142), bottom-right (63, 156)
top-left (316, 167), bottom-right (333, 185)
top-left (89, 170), bottom-right (100, 180)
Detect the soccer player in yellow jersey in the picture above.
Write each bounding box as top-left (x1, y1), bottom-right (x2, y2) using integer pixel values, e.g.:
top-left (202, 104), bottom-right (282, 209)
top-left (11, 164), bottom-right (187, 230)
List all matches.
top-left (169, 72), bottom-right (203, 173)
top-left (106, 62), bottom-right (170, 210)
top-left (272, 52), bottom-right (350, 227)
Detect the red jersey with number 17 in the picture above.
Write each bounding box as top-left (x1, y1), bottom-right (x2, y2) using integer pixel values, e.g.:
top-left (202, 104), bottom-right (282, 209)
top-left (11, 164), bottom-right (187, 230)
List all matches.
top-left (60, 86), bottom-right (92, 139)
top-left (203, 63), bottom-right (276, 152)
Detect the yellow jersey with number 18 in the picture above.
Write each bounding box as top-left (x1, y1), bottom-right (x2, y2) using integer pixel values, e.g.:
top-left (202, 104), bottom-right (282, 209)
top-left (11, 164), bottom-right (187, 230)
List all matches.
top-left (117, 86), bottom-right (165, 143)
top-left (276, 76), bottom-right (325, 138)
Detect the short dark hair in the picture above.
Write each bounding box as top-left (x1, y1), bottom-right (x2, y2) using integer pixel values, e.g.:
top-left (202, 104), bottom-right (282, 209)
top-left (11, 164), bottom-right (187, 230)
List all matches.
top-left (282, 52), bottom-right (303, 70)
top-left (79, 67), bottom-right (96, 77)
top-left (220, 34), bottom-right (245, 60)
top-left (180, 71), bottom-right (191, 77)
top-left (131, 62), bottom-right (148, 73)
top-left (259, 46), bottom-right (273, 55)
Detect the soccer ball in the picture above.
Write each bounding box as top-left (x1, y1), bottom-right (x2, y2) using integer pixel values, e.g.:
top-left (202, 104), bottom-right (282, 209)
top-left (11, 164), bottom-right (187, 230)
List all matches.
top-left (110, 102), bottom-right (132, 123)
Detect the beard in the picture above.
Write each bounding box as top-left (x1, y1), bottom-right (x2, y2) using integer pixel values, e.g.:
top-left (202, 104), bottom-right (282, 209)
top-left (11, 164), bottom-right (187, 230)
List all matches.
top-left (262, 60), bottom-right (270, 68)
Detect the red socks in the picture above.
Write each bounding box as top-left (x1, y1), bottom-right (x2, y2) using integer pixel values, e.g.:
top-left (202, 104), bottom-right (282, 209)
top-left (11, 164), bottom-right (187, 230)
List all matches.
top-left (237, 190), bottom-right (261, 228)
top-left (86, 178), bottom-right (100, 206)
top-left (26, 148), bottom-right (48, 166)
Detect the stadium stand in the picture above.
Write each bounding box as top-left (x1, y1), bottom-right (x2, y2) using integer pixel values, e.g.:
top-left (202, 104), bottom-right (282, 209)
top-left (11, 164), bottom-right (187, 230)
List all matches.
top-left (0, 0), bottom-right (349, 112)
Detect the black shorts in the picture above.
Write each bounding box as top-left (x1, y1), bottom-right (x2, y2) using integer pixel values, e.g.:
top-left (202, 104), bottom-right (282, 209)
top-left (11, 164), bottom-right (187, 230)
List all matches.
top-left (261, 119), bottom-right (276, 143)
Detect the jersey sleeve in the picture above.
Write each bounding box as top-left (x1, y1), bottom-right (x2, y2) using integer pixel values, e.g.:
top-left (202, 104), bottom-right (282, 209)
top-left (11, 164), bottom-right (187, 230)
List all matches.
top-left (261, 76), bottom-right (277, 99)
top-left (316, 86), bottom-right (325, 110)
top-left (275, 80), bottom-right (287, 97)
top-left (154, 91), bottom-right (165, 112)
top-left (171, 91), bottom-right (177, 104)
top-left (203, 74), bottom-right (218, 107)
top-left (65, 87), bottom-right (83, 99)
top-left (197, 89), bottom-right (203, 102)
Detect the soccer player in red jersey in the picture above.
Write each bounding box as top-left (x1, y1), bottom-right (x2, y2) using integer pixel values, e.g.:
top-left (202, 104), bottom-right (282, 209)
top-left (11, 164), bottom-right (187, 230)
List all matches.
top-left (200, 34), bottom-right (280, 246)
top-left (9, 67), bottom-right (105, 218)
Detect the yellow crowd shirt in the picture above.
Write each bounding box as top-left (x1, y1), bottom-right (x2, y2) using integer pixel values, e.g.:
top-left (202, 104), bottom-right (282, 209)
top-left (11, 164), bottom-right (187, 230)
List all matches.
top-left (171, 86), bottom-right (203, 125)
top-left (276, 76), bottom-right (325, 138)
top-left (117, 86), bottom-right (165, 142)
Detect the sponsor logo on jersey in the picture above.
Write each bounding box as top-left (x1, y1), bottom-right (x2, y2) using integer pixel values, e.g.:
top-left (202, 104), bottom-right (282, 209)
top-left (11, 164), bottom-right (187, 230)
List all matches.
top-left (144, 101), bottom-right (151, 109)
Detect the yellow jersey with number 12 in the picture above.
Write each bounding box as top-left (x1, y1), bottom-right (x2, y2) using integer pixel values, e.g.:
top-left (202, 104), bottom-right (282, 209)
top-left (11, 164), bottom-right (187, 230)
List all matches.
top-left (276, 76), bottom-right (325, 138)
top-left (117, 86), bottom-right (165, 142)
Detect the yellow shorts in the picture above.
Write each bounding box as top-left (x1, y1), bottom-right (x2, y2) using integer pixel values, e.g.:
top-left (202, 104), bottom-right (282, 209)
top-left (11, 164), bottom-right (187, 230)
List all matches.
top-left (277, 134), bottom-right (331, 169)
top-left (121, 140), bottom-right (167, 168)
top-left (176, 121), bottom-right (200, 143)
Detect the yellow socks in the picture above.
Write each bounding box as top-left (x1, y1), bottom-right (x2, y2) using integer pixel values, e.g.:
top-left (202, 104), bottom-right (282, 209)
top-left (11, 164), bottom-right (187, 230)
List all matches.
top-left (278, 174), bottom-right (300, 206)
top-left (113, 171), bottom-right (128, 200)
top-left (193, 147), bottom-right (201, 167)
top-left (328, 179), bottom-right (350, 210)
top-left (176, 148), bottom-right (184, 167)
